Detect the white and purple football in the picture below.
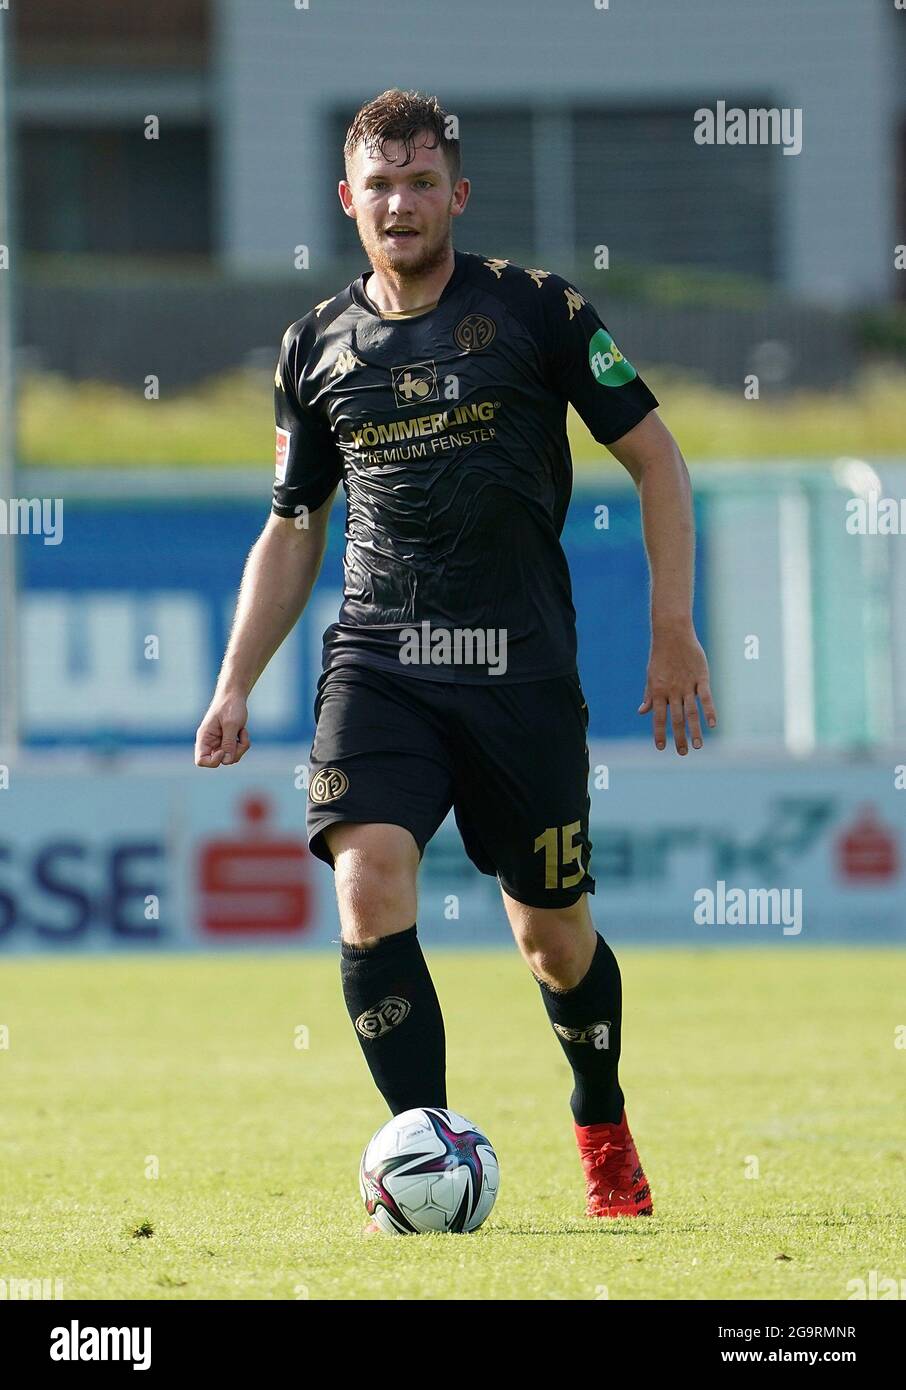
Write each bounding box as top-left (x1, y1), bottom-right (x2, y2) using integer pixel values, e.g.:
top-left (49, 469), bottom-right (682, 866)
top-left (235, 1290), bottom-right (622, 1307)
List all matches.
top-left (359, 1106), bottom-right (499, 1234)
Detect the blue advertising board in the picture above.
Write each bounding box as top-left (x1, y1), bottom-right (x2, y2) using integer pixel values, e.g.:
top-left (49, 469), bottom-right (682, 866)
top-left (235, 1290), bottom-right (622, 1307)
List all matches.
top-left (19, 488), bottom-right (706, 748)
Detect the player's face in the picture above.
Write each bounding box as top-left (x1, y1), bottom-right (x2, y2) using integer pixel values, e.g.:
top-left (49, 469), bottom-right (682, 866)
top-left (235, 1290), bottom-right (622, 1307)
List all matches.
top-left (340, 135), bottom-right (468, 278)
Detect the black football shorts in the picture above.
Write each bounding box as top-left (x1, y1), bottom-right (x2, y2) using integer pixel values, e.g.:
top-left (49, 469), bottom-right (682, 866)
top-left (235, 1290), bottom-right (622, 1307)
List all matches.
top-left (306, 664), bottom-right (595, 909)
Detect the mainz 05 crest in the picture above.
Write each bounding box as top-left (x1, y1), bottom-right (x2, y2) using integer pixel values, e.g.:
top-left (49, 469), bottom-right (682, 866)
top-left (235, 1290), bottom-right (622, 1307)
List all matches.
top-left (453, 314), bottom-right (496, 351)
top-left (309, 767), bottom-right (349, 803)
top-left (355, 996), bottom-right (411, 1039)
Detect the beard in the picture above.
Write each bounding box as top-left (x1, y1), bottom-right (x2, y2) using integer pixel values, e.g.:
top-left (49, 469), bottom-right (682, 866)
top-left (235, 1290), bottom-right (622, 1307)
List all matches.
top-left (356, 218), bottom-right (453, 281)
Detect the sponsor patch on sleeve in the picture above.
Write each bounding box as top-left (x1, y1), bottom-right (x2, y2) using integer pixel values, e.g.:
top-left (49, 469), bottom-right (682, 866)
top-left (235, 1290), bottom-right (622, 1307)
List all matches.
top-left (588, 329), bottom-right (637, 387)
top-left (275, 426), bottom-right (290, 482)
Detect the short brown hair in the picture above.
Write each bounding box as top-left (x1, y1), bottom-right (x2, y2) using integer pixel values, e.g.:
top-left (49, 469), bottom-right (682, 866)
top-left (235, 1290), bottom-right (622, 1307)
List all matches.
top-left (344, 89), bottom-right (461, 186)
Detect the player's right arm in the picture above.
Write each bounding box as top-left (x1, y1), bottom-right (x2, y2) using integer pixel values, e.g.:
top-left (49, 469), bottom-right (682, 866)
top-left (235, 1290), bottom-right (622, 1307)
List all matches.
top-left (194, 316), bottom-right (343, 768)
top-left (194, 498), bottom-right (336, 767)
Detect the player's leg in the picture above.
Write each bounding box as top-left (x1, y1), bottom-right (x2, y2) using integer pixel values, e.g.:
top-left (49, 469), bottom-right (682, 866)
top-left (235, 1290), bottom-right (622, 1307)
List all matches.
top-left (450, 672), bottom-right (652, 1216)
top-left (450, 672), bottom-right (626, 1125)
top-left (306, 668), bottom-right (454, 1117)
top-left (500, 888), bottom-right (625, 1128)
top-left (498, 886), bottom-right (651, 1216)
top-left (323, 820), bottom-right (447, 1115)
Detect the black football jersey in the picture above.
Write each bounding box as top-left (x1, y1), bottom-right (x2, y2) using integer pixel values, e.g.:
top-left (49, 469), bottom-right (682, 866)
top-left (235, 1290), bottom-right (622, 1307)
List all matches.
top-left (273, 250), bottom-right (658, 683)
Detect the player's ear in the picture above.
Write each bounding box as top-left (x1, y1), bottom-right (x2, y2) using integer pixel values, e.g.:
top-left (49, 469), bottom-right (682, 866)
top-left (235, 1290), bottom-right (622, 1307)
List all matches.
top-left (450, 178), bottom-right (470, 217)
top-left (338, 181), bottom-right (357, 218)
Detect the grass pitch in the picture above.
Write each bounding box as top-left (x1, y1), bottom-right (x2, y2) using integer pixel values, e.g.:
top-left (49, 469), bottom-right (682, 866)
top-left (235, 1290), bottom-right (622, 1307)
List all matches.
top-left (2, 949), bottom-right (903, 1300)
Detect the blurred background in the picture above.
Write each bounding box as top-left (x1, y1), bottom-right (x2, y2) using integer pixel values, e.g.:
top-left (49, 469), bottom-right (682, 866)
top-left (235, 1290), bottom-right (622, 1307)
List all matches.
top-left (1, 0), bottom-right (904, 950)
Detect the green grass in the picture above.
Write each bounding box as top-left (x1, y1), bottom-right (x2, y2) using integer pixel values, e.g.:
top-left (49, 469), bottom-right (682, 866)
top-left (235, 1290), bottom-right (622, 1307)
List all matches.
top-left (1, 949), bottom-right (903, 1300)
top-left (18, 366), bottom-right (906, 468)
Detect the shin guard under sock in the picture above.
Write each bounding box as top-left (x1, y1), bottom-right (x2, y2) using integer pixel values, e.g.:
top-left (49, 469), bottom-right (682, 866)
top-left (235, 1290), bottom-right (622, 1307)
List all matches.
top-left (341, 924), bottom-right (446, 1116)
top-left (536, 932), bottom-right (625, 1125)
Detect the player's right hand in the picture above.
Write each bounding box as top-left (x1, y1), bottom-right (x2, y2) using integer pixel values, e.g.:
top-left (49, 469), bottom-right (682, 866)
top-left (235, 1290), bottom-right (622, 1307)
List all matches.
top-left (194, 693), bottom-right (251, 768)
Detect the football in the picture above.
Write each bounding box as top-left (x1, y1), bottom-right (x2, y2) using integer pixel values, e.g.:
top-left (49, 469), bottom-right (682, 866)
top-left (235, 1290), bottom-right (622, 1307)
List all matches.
top-left (359, 1107), bottom-right (500, 1234)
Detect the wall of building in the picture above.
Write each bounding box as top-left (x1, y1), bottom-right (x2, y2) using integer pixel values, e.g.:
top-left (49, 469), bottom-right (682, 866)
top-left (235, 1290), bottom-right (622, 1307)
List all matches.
top-left (217, 0), bottom-right (901, 306)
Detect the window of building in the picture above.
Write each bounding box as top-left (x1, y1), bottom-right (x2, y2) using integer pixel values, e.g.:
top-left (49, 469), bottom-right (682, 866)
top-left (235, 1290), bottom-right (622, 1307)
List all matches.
top-left (20, 125), bottom-right (212, 257)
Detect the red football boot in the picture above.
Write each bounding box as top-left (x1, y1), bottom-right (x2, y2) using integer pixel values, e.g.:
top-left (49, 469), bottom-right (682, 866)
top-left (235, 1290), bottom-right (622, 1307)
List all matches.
top-left (575, 1108), bottom-right (653, 1218)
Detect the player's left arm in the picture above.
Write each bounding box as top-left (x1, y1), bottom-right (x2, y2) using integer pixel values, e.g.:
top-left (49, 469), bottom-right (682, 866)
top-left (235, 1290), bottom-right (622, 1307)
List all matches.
top-left (606, 411), bottom-right (717, 755)
top-left (538, 275), bottom-right (717, 754)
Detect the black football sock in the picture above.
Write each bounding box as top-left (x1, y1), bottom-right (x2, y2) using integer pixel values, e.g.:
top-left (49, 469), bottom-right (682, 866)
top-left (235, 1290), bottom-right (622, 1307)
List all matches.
top-left (535, 932), bottom-right (625, 1126)
top-left (340, 924), bottom-right (446, 1116)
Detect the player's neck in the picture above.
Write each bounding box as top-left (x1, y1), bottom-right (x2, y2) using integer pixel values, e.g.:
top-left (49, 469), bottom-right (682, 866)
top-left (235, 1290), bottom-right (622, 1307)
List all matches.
top-left (364, 249), bottom-right (456, 317)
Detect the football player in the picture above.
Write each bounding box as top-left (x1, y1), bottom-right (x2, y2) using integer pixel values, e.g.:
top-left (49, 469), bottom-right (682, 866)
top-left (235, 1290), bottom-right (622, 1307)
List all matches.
top-left (195, 89), bottom-right (717, 1223)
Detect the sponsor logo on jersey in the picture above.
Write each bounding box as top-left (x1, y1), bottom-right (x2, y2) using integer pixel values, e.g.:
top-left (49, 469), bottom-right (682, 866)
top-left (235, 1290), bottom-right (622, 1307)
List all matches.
top-left (588, 328), bottom-right (637, 386)
top-left (391, 360), bottom-right (439, 407)
top-left (309, 767), bottom-right (349, 803)
top-left (355, 996), bottom-right (411, 1039)
top-left (275, 426), bottom-right (290, 482)
top-left (553, 1020), bottom-right (611, 1048)
top-left (346, 399), bottom-right (498, 451)
top-left (453, 314), bottom-right (496, 351)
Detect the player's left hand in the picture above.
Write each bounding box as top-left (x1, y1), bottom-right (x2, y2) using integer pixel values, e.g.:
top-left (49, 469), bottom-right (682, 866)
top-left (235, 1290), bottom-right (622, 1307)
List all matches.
top-left (638, 627), bottom-right (717, 755)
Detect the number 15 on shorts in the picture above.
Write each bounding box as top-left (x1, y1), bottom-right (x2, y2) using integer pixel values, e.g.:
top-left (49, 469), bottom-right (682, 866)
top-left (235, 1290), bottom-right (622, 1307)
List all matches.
top-left (534, 821), bottom-right (586, 891)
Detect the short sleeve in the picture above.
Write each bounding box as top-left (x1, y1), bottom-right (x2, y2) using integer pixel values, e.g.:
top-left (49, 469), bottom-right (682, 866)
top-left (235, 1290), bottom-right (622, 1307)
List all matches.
top-left (541, 279), bottom-right (658, 446)
top-left (272, 324), bottom-right (343, 517)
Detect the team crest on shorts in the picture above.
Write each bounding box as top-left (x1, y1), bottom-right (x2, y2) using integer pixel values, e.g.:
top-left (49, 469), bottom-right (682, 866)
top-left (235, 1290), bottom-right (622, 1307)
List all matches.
top-left (355, 996), bottom-right (411, 1039)
top-left (309, 767), bottom-right (349, 803)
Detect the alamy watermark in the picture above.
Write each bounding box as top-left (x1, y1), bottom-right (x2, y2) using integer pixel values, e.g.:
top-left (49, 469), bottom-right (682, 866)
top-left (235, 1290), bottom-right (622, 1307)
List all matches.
top-left (50, 1321), bottom-right (151, 1369)
top-left (845, 492), bottom-right (906, 535)
top-left (694, 100), bottom-right (802, 156)
top-left (0, 498), bottom-right (64, 546)
top-left (693, 881), bottom-right (803, 935)
top-left (0, 1275), bottom-right (64, 1299)
top-left (399, 622), bottom-right (507, 676)
top-left (846, 1270), bottom-right (905, 1300)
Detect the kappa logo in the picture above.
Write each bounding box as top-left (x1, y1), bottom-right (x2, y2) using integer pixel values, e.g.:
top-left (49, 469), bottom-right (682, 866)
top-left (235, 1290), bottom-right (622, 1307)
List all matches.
top-left (355, 996), bottom-right (411, 1039)
top-left (391, 360), bottom-right (439, 407)
top-left (331, 348), bottom-right (364, 379)
top-left (309, 768), bottom-right (349, 803)
top-left (553, 1020), bottom-right (611, 1049)
top-left (275, 426), bottom-right (290, 482)
top-left (454, 314), bottom-right (496, 351)
top-left (589, 329), bottom-right (636, 386)
top-left (564, 286), bottom-right (586, 320)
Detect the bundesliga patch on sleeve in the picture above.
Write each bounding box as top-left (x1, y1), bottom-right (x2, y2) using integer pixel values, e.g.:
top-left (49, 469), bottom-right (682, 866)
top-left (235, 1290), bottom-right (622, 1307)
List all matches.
top-left (275, 426), bottom-right (290, 482)
top-left (589, 329), bottom-right (637, 387)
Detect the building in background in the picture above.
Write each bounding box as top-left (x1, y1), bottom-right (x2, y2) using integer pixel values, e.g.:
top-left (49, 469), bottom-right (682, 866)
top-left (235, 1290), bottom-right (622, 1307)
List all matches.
top-left (13, 0), bottom-right (211, 260)
top-left (11, 0), bottom-right (906, 303)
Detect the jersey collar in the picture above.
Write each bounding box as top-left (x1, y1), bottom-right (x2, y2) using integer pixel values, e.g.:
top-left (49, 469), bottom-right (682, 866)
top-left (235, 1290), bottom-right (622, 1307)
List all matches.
top-left (351, 249), bottom-right (468, 320)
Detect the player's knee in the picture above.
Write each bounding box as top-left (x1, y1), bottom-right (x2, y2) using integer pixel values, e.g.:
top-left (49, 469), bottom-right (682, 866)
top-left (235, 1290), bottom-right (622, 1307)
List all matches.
top-left (326, 823), bottom-right (419, 940)
top-left (515, 903), bottom-right (595, 990)
top-left (527, 944), bottom-right (588, 991)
